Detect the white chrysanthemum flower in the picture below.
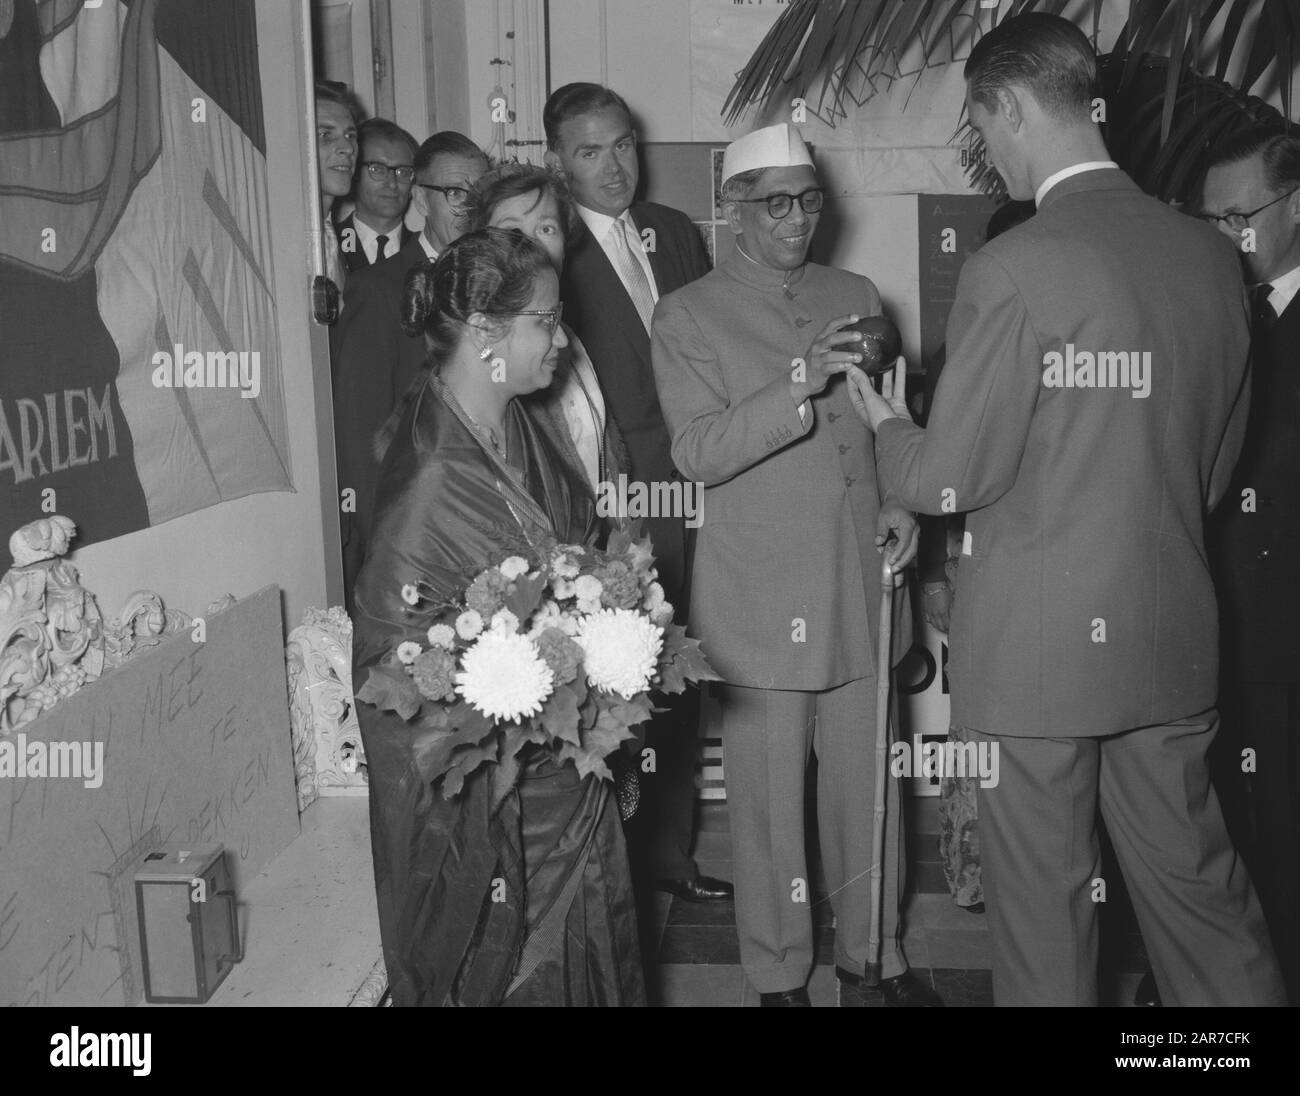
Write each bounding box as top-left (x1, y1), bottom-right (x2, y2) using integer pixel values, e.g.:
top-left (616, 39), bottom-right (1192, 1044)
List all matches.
top-left (400, 583), bottom-right (420, 606)
top-left (455, 632), bottom-right (555, 722)
top-left (574, 609), bottom-right (664, 699)
top-left (455, 610), bottom-right (484, 640)
top-left (551, 553), bottom-right (580, 579)
top-left (396, 641), bottom-right (422, 665)
top-left (498, 556), bottom-right (530, 580)
top-left (574, 575), bottom-right (603, 602)
top-left (490, 609), bottom-right (520, 634)
top-left (552, 577), bottom-right (576, 600)
top-left (426, 624), bottom-right (456, 649)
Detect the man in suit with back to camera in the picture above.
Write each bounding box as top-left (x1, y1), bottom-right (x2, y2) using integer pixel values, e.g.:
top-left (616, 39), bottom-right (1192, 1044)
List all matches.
top-left (336, 118), bottom-right (419, 273)
top-left (848, 12), bottom-right (1285, 1006)
top-left (331, 131), bottom-right (488, 610)
top-left (1201, 129), bottom-right (1300, 1004)
top-left (544, 82), bottom-right (732, 913)
top-left (652, 122), bottom-right (941, 1008)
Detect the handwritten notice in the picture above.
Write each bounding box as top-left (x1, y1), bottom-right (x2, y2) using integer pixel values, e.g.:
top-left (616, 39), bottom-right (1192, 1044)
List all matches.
top-left (0, 586), bottom-right (298, 1006)
top-left (916, 194), bottom-right (999, 377)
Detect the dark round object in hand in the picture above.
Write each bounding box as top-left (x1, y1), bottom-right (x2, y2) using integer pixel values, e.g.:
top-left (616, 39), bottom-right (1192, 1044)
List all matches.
top-left (843, 315), bottom-right (902, 376)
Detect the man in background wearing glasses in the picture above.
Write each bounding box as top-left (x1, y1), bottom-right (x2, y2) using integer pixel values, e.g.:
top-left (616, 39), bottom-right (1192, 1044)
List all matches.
top-left (336, 118), bottom-right (418, 273)
top-left (1201, 130), bottom-right (1300, 1004)
top-left (331, 131), bottom-right (488, 610)
top-left (652, 122), bottom-right (937, 1008)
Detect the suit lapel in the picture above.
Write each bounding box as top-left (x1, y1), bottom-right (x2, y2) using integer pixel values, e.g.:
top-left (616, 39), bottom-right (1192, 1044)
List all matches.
top-left (571, 219), bottom-right (652, 366)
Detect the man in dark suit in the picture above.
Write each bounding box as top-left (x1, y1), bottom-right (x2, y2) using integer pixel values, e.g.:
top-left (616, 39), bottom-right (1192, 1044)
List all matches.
top-left (543, 83), bottom-right (730, 911)
top-left (331, 131), bottom-right (487, 610)
top-left (850, 13), bottom-right (1284, 1006)
top-left (336, 118), bottom-right (418, 273)
top-left (1201, 130), bottom-right (1300, 1004)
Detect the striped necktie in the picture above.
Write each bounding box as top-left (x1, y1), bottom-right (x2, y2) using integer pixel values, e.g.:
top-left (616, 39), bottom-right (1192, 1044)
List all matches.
top-left (609, 216), bottom-right (656, 333)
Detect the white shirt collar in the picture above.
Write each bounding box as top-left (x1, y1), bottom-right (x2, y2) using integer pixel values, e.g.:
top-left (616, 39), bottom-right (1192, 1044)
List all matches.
top-left (351, 214), bottom-right (402, 255)
top-left (419, 233), bottom-right (439, 261)
top-left (1035, 161), bottom-right (1119, 207)
top-left (576, 202), bottom-right (632, 241)
top-left (1262, 263), bottom-right (1300, 318)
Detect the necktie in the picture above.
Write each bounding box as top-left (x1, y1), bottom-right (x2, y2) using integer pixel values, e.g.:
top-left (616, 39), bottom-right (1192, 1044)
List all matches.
top-left (374, 233), bottom-right (389, 264)
top-left (609, 216), bottom-right (657, 333)
top-left (1251, 283), bottom-right (1276, 334)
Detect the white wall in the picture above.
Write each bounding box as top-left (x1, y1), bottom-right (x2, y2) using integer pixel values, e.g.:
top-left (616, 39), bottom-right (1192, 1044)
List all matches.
top-left (69, 0), bottom-right (335, 635)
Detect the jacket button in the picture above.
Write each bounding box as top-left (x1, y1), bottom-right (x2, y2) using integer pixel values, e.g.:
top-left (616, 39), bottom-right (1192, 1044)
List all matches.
top-left (1258, 548), bottom-right (1271, 560)
top-left (827, 411), bottom-right (840, 422)
top-left (838, 443), bottom-right (850, 454)
top-left (844, 475), bottom-right (855, 487)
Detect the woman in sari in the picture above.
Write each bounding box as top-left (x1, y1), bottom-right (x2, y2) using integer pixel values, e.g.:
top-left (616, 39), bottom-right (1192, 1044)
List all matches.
top-left (352, 227), bottom-right (644, 1007)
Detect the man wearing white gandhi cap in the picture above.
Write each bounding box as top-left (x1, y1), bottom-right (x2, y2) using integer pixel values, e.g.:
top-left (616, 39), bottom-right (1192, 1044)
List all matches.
top-left (650, 124), bottom-right (941, 1006)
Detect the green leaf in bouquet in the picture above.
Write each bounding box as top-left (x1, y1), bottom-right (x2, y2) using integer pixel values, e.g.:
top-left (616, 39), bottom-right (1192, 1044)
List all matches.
top-left (441, 740), bottom-right (498, 799)
top-left (354, 663), bottom-right (424, 721)
top-left (503, 570), bottom-right (549, 622)
top-left (660, 624), bottom-right (722, 688)
top-left (538, 683), bottom-right (582, 746)
top-left (606, 692), bottom-right (656, 732)
top-left (490, 725), bottom-right (529, 809)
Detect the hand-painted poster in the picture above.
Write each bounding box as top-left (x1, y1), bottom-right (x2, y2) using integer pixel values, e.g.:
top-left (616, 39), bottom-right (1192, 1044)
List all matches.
top-left (0, 0), bottom-right (291, 548)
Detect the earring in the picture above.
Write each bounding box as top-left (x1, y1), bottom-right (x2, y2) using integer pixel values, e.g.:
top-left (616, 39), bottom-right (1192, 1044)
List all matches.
top-left (479, 344), bottom-right (495, 361)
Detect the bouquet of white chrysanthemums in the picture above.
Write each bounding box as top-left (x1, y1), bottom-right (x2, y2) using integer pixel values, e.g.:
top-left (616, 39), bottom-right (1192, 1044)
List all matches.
top-left (355, 527), bottom-right (718, 802)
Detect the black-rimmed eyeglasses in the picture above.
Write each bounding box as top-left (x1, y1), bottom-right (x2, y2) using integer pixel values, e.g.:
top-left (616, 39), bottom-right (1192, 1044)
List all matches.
top-left (418, 183), bottom-right (472, 208)
top-left (1199, 187), bottom-right (1299, 231)
top-left (496, 304), bottom-right (564, 334)
top-left (729, 187), bottom-right (825, 219)
top-left (361, 161), bottom-right (415, 184)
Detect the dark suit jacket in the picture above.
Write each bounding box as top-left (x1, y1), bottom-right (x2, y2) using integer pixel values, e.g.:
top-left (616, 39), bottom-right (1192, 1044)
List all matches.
top-left (1209, 292), bottom-right (1300, 683)
top-left (330, 234), bottom-right (431, 608)
top-left (875, 169), bottom-right (1251, 737)
top-left (335, 213), bottom-right (416, 274)
top-left (560, 201), bottom-right (710, 603)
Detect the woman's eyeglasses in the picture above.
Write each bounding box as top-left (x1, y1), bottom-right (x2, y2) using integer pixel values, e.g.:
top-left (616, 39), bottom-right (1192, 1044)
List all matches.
top-left (1199, 186), bottom-right (1299, 231)
top-left (361, 161), bottom-right (415, 185)
top-left (496, 304), bottom-right (564, 334)
top-left (729, 187), bottom-right (825, 219)
top-left (418, 183), bottom-right (472, 208)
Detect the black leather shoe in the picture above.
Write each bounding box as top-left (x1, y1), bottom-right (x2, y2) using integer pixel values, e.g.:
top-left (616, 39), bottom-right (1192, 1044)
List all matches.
top-left (760, 987), bottom-right (811, 1007)
top-left (836, 967), bottom-right (947, 1006)
top-left (1133, 971), bottom-right (1162, 1007)
top-left (880, 971), bottom-right (944, 1006)
top-left (961, 901), bottom-right (985, 915)
top-left (656, 876), bottom-right (734, 902)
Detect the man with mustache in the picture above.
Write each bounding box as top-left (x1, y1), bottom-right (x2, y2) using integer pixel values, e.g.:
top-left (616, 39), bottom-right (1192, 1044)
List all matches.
top-left (651, 123), bottom-right (936, 1007)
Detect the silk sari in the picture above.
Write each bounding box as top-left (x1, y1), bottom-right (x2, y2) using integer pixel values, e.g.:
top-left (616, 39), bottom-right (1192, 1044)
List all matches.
top-left (352, 375), bottom-right (644, 1006)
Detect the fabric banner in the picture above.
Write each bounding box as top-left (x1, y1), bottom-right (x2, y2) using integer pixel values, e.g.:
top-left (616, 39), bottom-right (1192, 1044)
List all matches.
top-left (0, 0), bottom-right (291, 548)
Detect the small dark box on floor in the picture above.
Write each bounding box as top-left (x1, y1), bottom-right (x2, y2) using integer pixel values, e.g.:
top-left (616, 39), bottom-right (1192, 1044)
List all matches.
top-left (135, 844), bottom-right (242, 1003)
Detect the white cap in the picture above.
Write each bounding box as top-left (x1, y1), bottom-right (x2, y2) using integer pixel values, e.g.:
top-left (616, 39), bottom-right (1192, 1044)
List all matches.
top-left (721, 123), bottom-right (814, 187)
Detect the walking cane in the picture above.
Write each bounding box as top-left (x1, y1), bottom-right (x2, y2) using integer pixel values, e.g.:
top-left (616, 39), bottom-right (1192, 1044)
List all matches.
top-left (865, 554), bottom-right (896, 987)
